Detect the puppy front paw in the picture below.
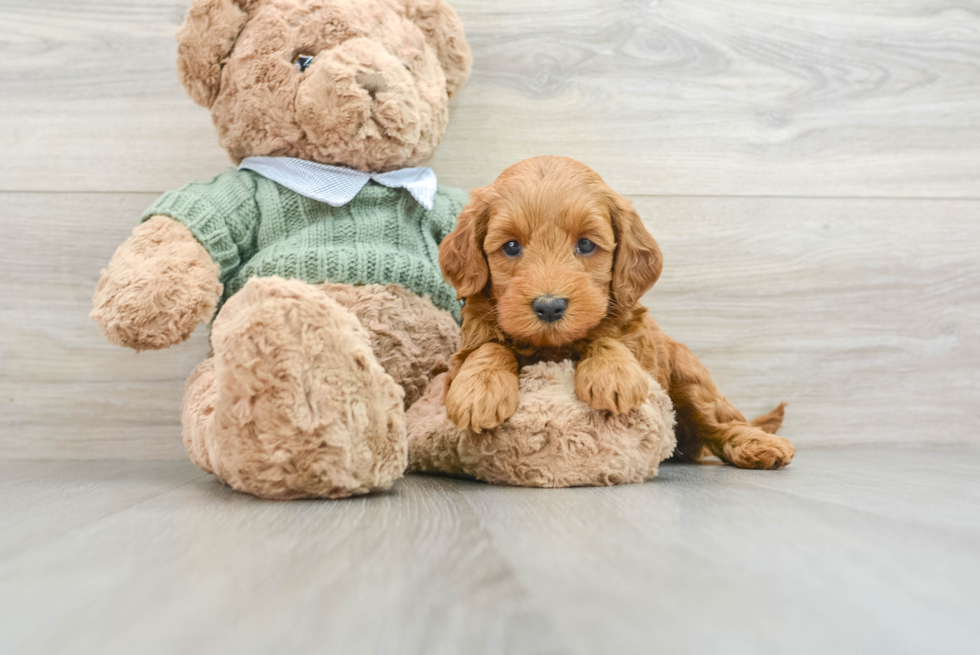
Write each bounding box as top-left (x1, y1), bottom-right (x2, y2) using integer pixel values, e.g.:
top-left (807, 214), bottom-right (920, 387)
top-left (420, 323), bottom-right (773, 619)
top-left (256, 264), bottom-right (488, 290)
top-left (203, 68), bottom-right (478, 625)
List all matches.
top-left (575, 352), bottom-right (650, 415)
top-left (445, 367), bottom-right (519, 433)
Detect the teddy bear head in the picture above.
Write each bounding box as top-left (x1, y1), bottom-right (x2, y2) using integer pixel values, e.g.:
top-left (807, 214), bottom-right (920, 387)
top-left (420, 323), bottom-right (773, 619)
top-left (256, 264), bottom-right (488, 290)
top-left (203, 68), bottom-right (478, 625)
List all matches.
top-left (176, 0), bottom-right (471, 172)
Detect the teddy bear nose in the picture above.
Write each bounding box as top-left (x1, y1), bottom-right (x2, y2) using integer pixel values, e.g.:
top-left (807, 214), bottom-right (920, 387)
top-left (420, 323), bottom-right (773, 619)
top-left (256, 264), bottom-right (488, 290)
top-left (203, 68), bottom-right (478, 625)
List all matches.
top-left (532, 296), bottom-right (568, 323)
top-left (355, 71), bottom-right (388, 98)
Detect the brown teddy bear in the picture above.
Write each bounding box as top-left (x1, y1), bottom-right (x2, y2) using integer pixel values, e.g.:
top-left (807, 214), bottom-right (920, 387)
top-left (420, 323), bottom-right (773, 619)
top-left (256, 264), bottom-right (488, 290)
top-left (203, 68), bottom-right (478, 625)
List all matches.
top-left (91, 0), bottom-right (471, 499)
top-left (91, 0), bottom-right (676, 499)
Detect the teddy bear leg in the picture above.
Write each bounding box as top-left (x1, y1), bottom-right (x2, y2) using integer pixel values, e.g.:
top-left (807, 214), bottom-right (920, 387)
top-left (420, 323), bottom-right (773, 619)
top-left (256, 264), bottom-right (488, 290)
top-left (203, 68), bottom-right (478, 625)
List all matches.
top-left (317, 283), bottom-right (461, 408)
top-left (204, 276), bottom-right (408, 499)
top-left (182, 357), bottom-right (218, 474)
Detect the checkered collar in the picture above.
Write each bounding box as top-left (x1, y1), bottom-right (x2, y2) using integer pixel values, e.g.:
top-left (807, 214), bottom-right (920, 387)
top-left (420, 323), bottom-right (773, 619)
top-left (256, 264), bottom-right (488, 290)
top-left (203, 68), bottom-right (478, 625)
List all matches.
top-left (239, 156), bottom-right (439, 210)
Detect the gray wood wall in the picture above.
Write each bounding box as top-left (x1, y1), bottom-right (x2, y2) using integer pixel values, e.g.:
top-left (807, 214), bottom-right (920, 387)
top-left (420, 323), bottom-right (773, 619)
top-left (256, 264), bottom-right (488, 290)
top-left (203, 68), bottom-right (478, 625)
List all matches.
top-left (1, 0), bottom-right (978, 458)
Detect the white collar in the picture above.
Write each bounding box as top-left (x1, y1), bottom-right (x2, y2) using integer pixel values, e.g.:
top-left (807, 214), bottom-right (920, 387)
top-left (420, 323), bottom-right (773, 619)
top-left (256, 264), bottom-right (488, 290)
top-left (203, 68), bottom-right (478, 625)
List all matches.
top-left (238, 156), bottom-right (438, 210)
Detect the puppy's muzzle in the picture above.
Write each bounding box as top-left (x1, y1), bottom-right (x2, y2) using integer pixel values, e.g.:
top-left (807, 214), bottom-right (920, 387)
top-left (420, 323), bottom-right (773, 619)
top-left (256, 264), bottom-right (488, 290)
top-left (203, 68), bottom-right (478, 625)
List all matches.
top-left (532, 295), bottom-right (568, 323)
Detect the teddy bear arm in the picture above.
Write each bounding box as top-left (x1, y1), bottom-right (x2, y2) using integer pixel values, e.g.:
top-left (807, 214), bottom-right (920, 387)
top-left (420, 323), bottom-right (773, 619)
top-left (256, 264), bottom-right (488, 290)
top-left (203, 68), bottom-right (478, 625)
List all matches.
top-left (91, 215), bottom-right (222, 351)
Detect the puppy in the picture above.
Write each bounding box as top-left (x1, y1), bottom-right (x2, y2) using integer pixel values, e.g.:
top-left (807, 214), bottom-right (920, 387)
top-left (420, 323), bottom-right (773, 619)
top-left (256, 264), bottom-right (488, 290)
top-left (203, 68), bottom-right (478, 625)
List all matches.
top-left (438, 156), bottom-right (795, 469)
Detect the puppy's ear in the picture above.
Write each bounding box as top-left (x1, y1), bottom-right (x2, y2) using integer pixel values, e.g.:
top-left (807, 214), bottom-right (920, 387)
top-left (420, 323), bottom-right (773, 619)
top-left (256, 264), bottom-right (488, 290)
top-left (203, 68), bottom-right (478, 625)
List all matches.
top-left (608, 191), bottom-right (663, 308)
top-left (440, 188), bottom-right (490, 299)
top-left (399, 0), bottom-right (472, 96)
top-left (176, 0), bottom-right (252, 108)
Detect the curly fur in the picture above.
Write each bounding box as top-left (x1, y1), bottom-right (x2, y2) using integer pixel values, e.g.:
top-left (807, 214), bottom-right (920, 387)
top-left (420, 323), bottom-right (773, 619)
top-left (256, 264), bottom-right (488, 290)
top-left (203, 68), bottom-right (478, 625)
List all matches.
top-left (176, 0), bottom-right (471, 171)
top-left (180, 278), bottom-right (462, 498)
top-left (93, 0), bottom-right (473, 499)
top-left (439, 156), bottom-right (796, 470)
top-left (183, 277), bottom-right (409, 499)
top-left (407, 361), bottom-right (676, 487)
top-left (182, 357), bottom-right (219, 473)
top-left (319, 282), bottom-right (460, 407)
top-left (91, 217), bottom-right (222, 351)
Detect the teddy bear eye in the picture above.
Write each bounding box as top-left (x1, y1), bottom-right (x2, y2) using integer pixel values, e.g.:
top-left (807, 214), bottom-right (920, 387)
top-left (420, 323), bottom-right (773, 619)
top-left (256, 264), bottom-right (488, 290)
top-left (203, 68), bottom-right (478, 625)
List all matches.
top-left (291, 54), bottom-right (315, 72)
top-left (502, 241), bottom-right (522, 257)
top-left (575, 238), bottom-right (597, 255)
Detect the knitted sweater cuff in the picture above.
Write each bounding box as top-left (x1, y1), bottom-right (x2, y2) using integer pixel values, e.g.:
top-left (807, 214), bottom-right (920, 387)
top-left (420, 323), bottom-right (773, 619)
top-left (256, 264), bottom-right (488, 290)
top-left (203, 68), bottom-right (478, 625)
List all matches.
top-left (141, 191), bottom-right (241, 283)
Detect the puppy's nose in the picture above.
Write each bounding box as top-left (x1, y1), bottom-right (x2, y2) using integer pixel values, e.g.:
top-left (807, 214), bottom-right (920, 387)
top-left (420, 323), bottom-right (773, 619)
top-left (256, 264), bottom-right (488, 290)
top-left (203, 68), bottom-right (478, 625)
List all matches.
top-left (532, 296), bottom-right (568, 323)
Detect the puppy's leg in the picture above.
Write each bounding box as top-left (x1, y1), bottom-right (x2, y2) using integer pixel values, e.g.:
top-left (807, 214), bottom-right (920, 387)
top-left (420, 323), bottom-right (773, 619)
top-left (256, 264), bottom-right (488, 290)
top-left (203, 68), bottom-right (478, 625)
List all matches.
top-left (445, 342), bottom-right (519, 432)
top-left (667, 341), bottom-right (795, 469)
top-left (575, 337), bottom-right (650, 414)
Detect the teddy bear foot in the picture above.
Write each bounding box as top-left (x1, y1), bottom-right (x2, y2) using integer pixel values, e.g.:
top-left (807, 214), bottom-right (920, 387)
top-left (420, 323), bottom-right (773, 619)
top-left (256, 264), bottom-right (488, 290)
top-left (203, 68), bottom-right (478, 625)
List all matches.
top-left (186, 276), bottom-right (408, 499)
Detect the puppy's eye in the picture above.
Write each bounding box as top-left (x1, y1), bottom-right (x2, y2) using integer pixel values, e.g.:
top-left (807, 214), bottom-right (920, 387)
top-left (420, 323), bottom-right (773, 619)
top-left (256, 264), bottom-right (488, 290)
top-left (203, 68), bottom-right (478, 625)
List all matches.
top-left (292, 53), bottom-right (315, 72)
top-left (502, 241), bottom-right (522, 257)
top-left (576, 238), bottom-right (597, 255)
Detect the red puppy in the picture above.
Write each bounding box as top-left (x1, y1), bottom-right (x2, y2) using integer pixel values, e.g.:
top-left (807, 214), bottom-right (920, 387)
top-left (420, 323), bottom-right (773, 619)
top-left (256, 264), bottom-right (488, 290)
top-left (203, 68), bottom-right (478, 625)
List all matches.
top-left (439, 156), bottom-right (795, 469)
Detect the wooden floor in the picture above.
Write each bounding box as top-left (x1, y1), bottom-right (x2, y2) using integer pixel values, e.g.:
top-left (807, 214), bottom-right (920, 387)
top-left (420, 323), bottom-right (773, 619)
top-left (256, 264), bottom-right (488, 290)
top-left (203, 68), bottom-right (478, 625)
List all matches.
top-left (1, 444), bottom-right (977, 655)
top-left (1, 2), bottom-right (978, 652)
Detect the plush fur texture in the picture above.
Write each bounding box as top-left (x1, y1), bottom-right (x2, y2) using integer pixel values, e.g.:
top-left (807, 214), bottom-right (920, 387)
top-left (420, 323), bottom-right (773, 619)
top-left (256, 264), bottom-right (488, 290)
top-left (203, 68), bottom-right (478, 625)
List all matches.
top-left (407, 361), bottom-right (676, 487)
top-left (180, 278), bottom-right (460, 498)
top-left (318, 282), bottom-right (461, 407)
top-left (93, 0), bottom-right (471, 352)
top-left (177, 0), bottom-right (471, 171)
top-left (93, 3), bottom-right (707, 497)
top-left (91, 217), bottom-right (222, 351)
top-left (181, 277), bottom-right (432, 499)
top-left (440, 156), bottom-right (796, 470)
top-left (92, 0), bottom-right (473, 499)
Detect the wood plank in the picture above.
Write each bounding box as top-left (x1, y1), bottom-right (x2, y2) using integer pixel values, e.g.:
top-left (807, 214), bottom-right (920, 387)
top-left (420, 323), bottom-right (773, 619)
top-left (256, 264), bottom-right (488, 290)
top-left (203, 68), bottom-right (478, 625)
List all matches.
top-left (0, 468), bottom-right (570, 655)
top-left (459, 446), bottom-right (980, 654)
top-left (635, 195), bottom-right (980, 446)
top-left (1, 0), bottom-right (979, 197)
top-left (0, 449), bottom-right (977, 654)
top-left (715, 443), bottom-right (980, 534)
top-left (1, 192), bottom-right (977, 457)
top-left (0, 459), bottom-right (206, 559)
top-left (0, 192), bottom-right (210, 459)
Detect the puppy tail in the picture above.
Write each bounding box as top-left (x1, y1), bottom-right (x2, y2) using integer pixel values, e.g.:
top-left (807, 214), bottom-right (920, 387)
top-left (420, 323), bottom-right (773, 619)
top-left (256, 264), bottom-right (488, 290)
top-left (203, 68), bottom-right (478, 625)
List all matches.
top-left (750, 402), bottom-right (787, 434)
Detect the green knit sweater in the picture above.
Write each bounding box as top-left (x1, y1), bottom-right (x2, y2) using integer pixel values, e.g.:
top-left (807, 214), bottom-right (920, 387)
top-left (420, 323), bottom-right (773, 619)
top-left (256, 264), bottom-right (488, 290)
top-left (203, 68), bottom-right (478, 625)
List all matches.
top-left (141, 168), bottom-right (465, 322)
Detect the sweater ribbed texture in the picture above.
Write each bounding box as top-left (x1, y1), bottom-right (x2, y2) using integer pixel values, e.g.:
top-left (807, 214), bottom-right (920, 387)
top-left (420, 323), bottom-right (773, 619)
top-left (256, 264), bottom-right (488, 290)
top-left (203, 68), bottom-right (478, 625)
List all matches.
top-left (141, 168), bottom-right (464, 322)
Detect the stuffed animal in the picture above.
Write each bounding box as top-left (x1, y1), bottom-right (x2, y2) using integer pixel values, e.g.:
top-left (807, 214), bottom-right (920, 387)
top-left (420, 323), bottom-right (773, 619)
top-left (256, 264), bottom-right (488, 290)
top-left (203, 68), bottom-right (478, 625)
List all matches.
top-left (92, 0), bottom-right (677, 499)
top-left (408, 361), bottom-right (676, 488)
top-left (92, 0), bottom-right (472, 499)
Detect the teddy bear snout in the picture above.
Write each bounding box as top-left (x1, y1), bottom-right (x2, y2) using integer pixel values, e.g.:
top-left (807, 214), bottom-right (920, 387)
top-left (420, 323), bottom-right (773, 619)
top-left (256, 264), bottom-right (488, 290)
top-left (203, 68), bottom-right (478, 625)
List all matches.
top-left (295, 37), bottom-right (424, 167)
top-left (355, 71), bottom-right (388, 98)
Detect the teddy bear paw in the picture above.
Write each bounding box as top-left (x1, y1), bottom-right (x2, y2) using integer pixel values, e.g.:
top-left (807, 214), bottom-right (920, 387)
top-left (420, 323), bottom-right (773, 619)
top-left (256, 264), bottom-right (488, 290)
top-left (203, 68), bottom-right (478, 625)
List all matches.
top-left (203, 277), bottom-right (408, 499)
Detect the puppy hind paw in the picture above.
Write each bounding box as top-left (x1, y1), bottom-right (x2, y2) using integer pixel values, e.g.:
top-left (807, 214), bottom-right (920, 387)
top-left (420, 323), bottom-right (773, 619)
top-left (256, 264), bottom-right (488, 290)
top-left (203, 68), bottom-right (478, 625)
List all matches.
top-left (721, 429), bottom-right (796, 470)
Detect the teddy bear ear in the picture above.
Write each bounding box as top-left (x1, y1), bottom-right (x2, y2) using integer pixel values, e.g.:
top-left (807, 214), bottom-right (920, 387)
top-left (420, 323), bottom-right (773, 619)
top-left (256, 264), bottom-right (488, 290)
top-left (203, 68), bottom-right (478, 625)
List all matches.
top-left (398, 0), bottom-right (472, 97)
top-left (175, 0), bottom-right (253, 108)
